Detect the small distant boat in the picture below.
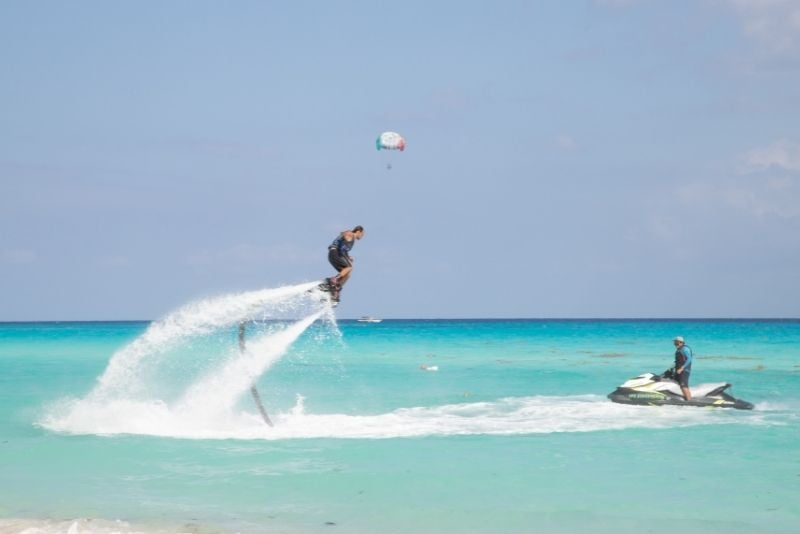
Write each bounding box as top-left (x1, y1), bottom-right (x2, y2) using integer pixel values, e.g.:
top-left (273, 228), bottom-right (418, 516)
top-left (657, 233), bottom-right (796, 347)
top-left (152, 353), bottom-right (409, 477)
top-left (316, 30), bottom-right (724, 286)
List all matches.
top-left (357, 316), bottom-right (382, 323)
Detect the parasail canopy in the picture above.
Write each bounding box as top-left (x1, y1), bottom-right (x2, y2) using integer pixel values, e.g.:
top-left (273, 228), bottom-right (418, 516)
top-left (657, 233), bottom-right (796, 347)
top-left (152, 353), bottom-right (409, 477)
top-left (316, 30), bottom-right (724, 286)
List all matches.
top-left (376, 131), bottom-right (406, 151)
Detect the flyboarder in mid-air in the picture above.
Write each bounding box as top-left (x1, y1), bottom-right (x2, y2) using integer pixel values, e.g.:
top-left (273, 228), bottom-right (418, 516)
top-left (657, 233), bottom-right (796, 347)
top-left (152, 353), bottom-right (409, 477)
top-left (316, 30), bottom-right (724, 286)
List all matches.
top-left (319, 225), bottom-right (364, 304)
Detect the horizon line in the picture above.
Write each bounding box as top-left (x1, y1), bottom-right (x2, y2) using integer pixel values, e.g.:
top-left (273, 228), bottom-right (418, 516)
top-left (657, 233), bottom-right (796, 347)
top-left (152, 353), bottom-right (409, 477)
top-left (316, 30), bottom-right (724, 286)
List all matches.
top-left (1, 317), bottom-right (799, 324)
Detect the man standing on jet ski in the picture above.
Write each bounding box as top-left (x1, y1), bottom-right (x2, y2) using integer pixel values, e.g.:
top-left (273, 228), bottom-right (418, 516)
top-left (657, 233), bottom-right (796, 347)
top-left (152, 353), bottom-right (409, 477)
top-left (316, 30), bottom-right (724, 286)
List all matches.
top-left (673, 336), bottom-right (693, 401)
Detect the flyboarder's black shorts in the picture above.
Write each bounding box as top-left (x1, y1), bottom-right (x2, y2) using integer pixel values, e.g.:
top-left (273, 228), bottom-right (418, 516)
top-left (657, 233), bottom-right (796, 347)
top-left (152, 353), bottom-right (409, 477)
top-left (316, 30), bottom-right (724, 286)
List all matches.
top-left (328, 248), bottom-right (351, 272)
top-left (677, 369), bottom-right (691, 387)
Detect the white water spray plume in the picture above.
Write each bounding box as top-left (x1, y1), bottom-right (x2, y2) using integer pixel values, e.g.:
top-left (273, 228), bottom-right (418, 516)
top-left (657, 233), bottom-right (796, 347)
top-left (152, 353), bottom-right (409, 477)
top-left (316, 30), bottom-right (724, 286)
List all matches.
top-left (40, 281), bottom-right (336, 435)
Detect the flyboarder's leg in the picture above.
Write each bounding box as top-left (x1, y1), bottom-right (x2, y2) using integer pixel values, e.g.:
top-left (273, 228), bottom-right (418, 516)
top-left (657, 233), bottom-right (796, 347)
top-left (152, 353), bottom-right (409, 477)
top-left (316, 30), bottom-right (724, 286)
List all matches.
top-left (332, 266), bottom-right (352, 288)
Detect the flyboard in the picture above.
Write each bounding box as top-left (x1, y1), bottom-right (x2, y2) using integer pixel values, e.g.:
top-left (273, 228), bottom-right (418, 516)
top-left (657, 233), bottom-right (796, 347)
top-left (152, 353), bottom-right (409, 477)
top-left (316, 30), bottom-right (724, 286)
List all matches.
top-left (239, 322), bottom-right (274, 427)
top-left (314, 277), bottom-right (340, 307)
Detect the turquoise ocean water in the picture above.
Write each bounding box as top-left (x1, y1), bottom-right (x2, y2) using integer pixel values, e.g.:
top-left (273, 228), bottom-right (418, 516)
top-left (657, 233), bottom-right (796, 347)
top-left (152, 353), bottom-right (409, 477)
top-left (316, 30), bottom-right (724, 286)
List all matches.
top-left (1, 287), bottom-right (799, 533)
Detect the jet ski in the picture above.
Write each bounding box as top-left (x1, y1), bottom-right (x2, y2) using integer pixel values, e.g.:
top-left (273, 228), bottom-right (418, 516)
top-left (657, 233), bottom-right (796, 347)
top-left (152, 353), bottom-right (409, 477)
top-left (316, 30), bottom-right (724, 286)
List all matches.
top-left (608, 368), bottom-right (754, 410)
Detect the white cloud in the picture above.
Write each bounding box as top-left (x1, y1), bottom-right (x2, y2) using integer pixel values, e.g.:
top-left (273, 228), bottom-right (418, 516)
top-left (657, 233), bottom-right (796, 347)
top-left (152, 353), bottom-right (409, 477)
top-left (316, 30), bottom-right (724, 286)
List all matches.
top-left (554, 134), bottom-right (577, 151)
top-left (677, 171), bottom-right (800, 220)
top-left (732, 140), bottom-right (800, 218)
top-left (719, 0), bottom-right (800, 53)
top-left (743, 140), bottom-right (800, 172)
top-left (723, 182), bottom-right (800, 218)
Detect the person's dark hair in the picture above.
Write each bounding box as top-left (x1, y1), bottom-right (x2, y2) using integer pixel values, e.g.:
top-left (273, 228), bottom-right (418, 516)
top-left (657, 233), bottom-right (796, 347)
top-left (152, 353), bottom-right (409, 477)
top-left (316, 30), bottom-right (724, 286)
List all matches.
top-left (353, 225), bottom-right (364, 233)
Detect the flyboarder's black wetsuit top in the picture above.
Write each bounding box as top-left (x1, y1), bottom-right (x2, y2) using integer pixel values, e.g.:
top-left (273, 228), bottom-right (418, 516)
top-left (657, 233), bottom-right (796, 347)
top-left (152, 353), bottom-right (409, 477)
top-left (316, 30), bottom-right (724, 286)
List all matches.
top-left (328, 234), bottom-right (354, 272)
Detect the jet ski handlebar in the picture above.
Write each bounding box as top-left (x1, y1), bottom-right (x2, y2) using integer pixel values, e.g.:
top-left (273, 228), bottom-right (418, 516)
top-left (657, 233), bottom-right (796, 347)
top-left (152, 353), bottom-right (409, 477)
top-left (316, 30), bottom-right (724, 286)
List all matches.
top-left (655, 368), bottom-right (677, 381)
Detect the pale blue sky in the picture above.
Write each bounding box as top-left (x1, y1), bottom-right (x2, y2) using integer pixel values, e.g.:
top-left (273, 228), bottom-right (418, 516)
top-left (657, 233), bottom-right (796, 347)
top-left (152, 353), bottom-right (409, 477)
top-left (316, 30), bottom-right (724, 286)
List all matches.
top-left (1, 0), bottom-right (799, 320)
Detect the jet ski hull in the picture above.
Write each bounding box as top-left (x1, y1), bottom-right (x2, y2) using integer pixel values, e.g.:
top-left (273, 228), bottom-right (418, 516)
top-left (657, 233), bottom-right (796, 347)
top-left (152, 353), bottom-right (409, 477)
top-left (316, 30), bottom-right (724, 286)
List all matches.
top-left (608, 388), bottom-right (754, 410)
top-left (607, 371), bottom-right (754, 410)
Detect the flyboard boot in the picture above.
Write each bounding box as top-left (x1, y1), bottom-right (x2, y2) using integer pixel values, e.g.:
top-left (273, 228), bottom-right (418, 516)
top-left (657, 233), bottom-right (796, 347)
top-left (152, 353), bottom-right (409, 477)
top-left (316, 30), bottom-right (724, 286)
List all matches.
top-left (328, 277), bottom-right (341, 305)
top-left (312, 277), bottom-right (341, 307)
